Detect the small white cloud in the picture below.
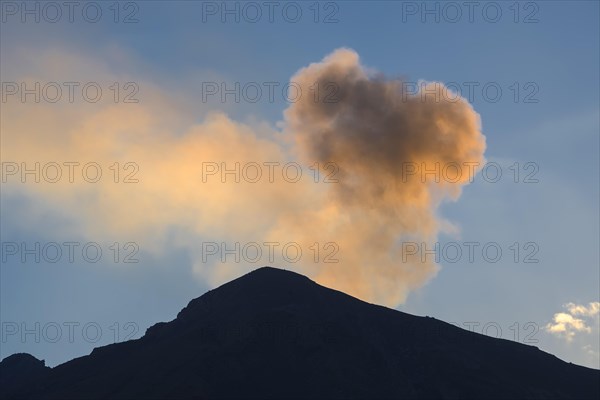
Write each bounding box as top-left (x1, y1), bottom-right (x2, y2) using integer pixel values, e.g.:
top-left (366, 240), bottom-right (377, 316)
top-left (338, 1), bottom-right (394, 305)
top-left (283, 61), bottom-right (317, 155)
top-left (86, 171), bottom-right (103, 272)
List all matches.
top-left (565, 302), bottom-right (600, 317)
top-left (545, 302), bottom-right (599, 342)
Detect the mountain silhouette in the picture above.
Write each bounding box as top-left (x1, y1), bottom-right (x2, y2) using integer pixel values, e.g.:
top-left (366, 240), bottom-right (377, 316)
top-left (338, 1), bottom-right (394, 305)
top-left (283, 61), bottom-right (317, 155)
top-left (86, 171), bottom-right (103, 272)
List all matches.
top-left (1, 267), bottom-right (598, 399)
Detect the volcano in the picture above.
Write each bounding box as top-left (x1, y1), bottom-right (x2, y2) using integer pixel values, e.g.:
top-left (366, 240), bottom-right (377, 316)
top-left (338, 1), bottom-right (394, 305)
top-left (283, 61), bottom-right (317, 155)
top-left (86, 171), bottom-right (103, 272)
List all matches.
top-left (1, 267), bottom-right (598, 399)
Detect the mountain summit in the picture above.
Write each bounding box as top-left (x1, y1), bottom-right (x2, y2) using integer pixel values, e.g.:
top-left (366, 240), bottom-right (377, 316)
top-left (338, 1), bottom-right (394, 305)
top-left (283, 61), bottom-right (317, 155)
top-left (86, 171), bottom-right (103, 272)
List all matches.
top-left (2, 267), bottom-right (599, 399)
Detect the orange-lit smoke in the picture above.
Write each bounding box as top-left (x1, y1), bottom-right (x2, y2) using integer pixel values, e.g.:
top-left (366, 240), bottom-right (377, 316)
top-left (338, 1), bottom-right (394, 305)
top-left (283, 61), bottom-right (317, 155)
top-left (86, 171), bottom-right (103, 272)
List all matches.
top-left (1, 48), bottom-right (486, 306)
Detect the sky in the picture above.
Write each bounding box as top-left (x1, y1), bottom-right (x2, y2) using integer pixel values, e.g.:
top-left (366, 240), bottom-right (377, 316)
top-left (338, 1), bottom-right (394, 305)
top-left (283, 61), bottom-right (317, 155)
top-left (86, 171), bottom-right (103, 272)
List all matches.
top-left (1, 0), bottom-right (599, 369)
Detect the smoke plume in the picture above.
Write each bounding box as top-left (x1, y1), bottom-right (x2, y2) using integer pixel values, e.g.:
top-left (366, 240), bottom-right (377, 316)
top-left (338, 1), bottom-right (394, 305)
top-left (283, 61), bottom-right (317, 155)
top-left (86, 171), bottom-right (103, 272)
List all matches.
top-left (2, 47), bottom-right (486, 306)
top-left (276, 48), bottom-right (486, 304)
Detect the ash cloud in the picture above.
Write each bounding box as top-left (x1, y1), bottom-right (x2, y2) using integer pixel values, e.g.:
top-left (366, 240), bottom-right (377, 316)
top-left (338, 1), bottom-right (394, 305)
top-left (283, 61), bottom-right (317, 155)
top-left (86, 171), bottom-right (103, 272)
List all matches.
top-left (280, 48), bottom-right (486, 304)
top-left (3, 47), bottom-right (486, 307)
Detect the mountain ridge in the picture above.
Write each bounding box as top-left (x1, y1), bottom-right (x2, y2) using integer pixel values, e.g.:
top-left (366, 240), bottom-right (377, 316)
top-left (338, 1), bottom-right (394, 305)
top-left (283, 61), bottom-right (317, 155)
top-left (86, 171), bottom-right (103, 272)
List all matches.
top-left (2, 266), bottom-right (598, 399)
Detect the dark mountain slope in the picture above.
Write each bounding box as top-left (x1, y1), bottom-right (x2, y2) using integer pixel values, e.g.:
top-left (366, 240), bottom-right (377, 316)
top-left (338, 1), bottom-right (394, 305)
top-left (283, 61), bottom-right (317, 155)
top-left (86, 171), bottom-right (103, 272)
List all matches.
top-left (2, 267), bottom-right (599, 399)
top-left (0, 353), bottom-right (50, 397)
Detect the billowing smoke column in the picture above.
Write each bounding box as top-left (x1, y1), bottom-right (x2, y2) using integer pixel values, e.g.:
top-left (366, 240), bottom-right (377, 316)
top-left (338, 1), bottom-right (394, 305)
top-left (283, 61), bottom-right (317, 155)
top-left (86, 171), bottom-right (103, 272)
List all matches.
top-left (2, 47), bottom-right (486, 307)
top-left (280, 48), bottom-right (486, 305)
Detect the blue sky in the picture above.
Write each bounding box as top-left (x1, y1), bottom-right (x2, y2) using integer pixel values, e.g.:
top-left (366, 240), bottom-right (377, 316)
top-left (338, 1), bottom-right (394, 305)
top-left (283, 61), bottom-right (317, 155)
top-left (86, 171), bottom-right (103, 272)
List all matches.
top-left (1, 1), bottom-right (599, 368)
